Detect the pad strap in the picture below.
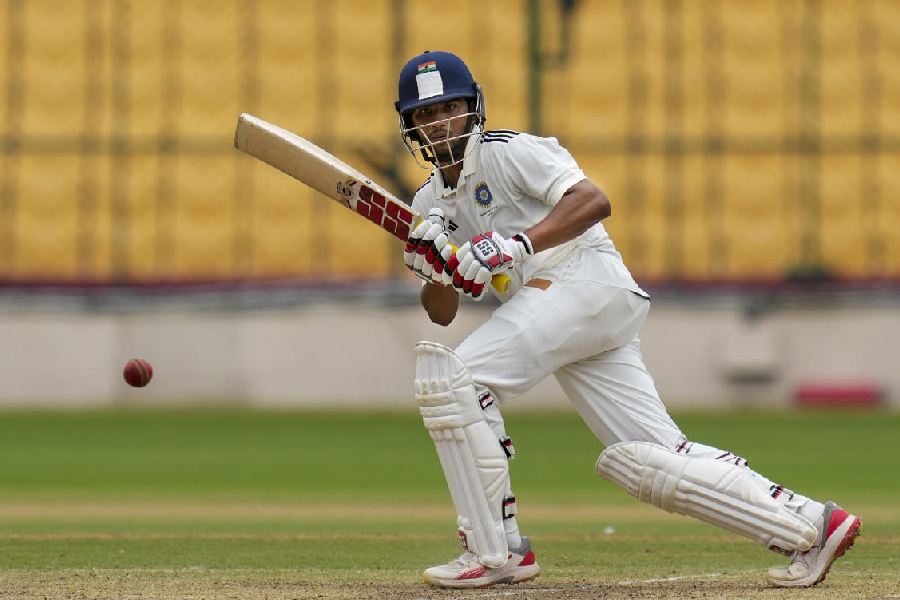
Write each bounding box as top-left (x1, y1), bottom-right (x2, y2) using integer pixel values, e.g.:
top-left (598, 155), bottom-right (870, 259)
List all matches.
top-left (502, 495), bottom-right (517, 519)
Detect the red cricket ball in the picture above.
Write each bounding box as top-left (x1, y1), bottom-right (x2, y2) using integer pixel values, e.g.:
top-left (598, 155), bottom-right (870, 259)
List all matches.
top-left (123, 358), bottom-right (153, 388)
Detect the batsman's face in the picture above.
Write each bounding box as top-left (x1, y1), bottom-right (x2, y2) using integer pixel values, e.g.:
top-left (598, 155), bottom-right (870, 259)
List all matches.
top-left (410, 100), bottom-right (470, 164)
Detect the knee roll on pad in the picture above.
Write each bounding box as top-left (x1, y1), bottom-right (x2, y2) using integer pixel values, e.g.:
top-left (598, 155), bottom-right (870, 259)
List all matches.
top-left (415, 341), bottom-right (509, 568)
top-left (596, 441), bottom-right (817, 553)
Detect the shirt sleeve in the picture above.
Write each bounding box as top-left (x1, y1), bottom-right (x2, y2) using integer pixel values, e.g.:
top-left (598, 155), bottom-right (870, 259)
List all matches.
top-left (410, 185), bottom-right (433, 219)
top-left (504, 134), bottom-right (586, 206)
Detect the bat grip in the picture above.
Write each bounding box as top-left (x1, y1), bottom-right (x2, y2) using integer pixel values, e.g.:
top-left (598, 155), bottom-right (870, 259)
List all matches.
top-left (490, 273), bottom-right (512, 293)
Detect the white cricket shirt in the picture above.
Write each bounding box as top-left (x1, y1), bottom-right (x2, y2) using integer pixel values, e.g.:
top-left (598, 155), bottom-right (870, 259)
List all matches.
top-left (412, 130), bottom-right (647, 301)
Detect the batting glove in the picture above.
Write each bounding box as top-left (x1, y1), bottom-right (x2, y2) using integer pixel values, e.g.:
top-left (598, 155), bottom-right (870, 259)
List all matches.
top-left (445, 242), bottom-right (492, 301)
top-left (445, 232), bottom-right (533, 301)
top-left (455, 231), bottom-right (533, 273)
top-left (404, 208), bottom-right (454, 285)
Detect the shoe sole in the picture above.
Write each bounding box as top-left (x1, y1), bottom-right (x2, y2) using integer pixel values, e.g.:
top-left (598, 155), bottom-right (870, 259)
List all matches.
top-left (810, 516), bottom-right (863, 587)
top-left (769, 514), bottom-right (863, 588)
top-left (423, 565), bottom-right (540, 589)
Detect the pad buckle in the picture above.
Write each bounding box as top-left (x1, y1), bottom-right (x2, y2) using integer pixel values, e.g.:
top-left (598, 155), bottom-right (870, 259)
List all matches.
top-left (458, 529), bottom-right (470, 550)
top-left (502, 495), bottom-right (517, 519)
top-left (500, 436), bottom-right (515, 459)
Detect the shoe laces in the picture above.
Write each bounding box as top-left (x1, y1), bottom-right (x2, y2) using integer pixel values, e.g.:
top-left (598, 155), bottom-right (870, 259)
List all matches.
top-left (789, 545), bottom-right (817, 568)
top-left (448, 551), bottom-right (480, 569)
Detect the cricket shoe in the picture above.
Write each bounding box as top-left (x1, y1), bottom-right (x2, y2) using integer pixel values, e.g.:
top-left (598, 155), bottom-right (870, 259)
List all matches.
top-left (422, 536), bottom-right (540, 589)
top-left (767, 501), bottom-right (862, 588)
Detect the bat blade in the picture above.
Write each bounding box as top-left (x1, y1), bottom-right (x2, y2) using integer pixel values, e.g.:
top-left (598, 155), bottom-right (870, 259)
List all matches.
top-left (234, 113), bottom-right (510, 292)
top-left (234, 112), bottom-right (360, 200)
top-left (234, 113), bottom-right (416, 240)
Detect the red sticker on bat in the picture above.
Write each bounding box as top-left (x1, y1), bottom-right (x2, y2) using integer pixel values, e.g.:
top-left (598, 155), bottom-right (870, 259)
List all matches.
top-left (358, 184), bottom-right (414, 240)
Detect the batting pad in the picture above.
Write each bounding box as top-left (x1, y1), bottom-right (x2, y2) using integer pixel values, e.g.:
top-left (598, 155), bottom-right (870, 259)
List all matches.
top-left (596, 441), bottom-right (817, 553)
top-left (415, 341), bottom-right (509, 568)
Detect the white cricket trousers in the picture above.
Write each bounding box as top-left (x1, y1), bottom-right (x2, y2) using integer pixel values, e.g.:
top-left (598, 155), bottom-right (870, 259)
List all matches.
top-left (454, 248), bottom-right (823, 535)
top-left (456, 258), bottom-right (683, 449)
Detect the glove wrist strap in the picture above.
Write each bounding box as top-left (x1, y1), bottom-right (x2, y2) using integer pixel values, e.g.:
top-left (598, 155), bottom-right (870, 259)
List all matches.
top-left (510, 232), bottom-right (534, 259)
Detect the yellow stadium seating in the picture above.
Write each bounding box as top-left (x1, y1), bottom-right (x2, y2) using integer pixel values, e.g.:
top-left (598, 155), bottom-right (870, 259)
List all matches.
top-left (3, 0), bottom-right (898, 283)
top-left (14, 156), bottom-right (81, 278)
top-left (20, 1), bottom-right (88, 138)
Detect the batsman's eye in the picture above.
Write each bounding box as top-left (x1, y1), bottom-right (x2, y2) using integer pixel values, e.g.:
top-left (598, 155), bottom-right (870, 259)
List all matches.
top-left (413, 101), bottom-right (462, 125)
top-left (412, 107), bottom-right (433, 123)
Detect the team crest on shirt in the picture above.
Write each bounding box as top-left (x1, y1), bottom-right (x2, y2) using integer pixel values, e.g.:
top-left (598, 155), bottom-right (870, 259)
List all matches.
top-left (474, 182), bottom-right (492, 207)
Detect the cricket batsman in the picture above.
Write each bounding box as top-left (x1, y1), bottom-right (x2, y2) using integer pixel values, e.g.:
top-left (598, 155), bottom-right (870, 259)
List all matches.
top-left (396, 50), bottom-right (861, 589)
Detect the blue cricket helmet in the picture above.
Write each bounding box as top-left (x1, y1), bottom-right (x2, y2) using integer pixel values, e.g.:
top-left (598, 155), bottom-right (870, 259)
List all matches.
top-left (395, 50), bottom-right (481, 116)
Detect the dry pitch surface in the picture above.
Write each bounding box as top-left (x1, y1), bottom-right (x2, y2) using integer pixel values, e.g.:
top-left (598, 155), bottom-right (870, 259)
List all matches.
top-left (1, 501), bottom-right (894, 600)
top-left (2, 569), bottom-right (892, 600)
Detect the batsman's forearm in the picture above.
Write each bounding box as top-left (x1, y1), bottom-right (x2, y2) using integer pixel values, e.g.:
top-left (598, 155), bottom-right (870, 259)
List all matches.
top-left (421, 282), bottom-right (459, 326)
top-left (525, 179), bottom-right (610, 253)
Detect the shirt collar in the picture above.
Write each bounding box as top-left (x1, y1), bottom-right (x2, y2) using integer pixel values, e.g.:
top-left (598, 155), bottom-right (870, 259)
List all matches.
top-left (459, 134), bottom-right (481, 179)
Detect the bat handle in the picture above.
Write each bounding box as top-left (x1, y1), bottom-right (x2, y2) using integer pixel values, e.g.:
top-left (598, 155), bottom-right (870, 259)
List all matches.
top-left (490, 273), bottom-right (512, 293)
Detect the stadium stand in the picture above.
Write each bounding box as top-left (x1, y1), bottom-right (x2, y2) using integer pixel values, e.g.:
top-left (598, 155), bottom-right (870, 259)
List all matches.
top-left (1, 0), bottom-right (897, 285)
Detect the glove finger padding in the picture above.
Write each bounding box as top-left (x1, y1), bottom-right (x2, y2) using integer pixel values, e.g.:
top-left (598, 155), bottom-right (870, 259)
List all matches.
top-left (424, 231), bottom-right (450, 278)
top-left (461, 260), bottom-right (483, 295)
top-left (431, 240), bottom-right (455, 285)
top-left (449, 242), bottom-right (492, 299)
top-left (451, 244), bottom-right (474, 290)
top-left (469, 266), bottom-right (492, 300)
top-left (426, 207), bottom-right (446, 224)
top-left (405, 207), bottom-right (452, 283)
top-left (404, 219), bottom-right (435, 270)
top-left (412, 222), bottom-right (444, 275)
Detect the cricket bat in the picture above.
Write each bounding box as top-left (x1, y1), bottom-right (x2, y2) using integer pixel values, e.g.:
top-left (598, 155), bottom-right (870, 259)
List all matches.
top-left (233, 113), bottom-right (510, 292)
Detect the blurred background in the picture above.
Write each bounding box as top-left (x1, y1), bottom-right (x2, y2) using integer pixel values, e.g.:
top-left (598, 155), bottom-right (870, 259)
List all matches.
top-left (0, 0), bottom-right (897, 409)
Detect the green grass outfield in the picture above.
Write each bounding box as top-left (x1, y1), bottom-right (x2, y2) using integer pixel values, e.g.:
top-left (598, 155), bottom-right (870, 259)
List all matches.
top-left (0, 409), bottom-right (897, 599)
